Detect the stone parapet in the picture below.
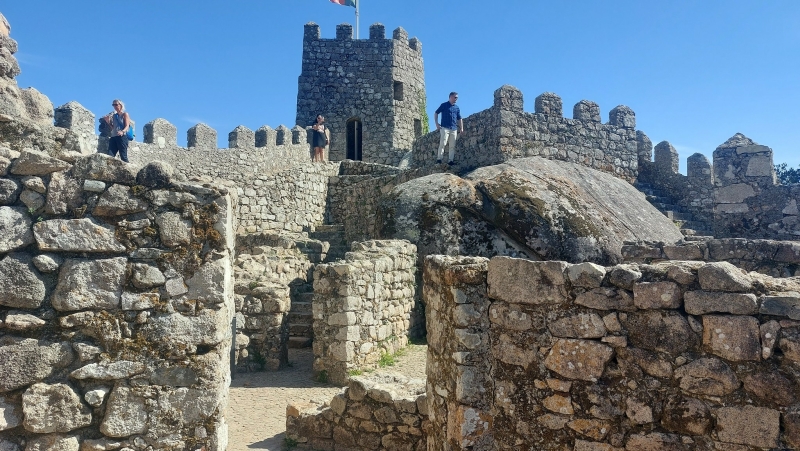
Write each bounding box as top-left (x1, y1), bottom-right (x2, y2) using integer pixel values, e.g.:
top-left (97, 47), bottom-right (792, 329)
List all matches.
top-left (286, 374), bottom-right (428, 450)
top-left (0, 151), bottom-right (235, 451)
top-left (312, 240), bottom-right (417, 385)
top-left (424, 254), bottom-right (800, 450)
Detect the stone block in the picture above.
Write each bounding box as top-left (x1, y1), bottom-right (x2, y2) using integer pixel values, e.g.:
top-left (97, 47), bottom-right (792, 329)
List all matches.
top-left (633, 281), bottom-right (682, 309)
top-left (544, 339), bottom-right (613, 381)
top-left (684, 291), bottom-right (757, 315)
top-left (714, 406), bottom-right (779, 448)
top-left (488, 257), bottom-right (568, 304)
top-left (702, 315), bottom-right (760, 361)
top-left (674, 357), bottom-right (739, 396)
top-left (716, 183), bottom-right (755, 203)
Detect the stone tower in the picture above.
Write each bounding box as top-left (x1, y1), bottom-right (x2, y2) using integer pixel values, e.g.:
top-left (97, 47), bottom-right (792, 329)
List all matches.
top-left (296, 22), bottom-right (426, 166)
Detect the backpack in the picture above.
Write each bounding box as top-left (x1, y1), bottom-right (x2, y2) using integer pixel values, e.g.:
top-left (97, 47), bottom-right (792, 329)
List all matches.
top-left (126, 120), bottom-right (135, 141)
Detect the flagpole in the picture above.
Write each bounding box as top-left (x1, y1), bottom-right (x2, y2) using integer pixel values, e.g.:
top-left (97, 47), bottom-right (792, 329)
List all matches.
top-left (355, 1), bottom-right (359, 39)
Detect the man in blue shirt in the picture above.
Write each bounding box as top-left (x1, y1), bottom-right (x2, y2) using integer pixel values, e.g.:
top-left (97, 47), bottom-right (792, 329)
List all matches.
top-left (434, 92), bottom-right (464, 165)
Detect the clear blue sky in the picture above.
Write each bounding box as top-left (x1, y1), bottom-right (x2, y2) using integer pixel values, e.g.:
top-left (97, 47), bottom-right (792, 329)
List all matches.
top-left (3, 1), bottom-right (799, 171)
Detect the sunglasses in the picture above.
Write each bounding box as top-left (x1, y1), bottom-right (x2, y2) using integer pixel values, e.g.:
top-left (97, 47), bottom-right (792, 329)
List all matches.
top-left (112, 103), bottom-right (120, 106)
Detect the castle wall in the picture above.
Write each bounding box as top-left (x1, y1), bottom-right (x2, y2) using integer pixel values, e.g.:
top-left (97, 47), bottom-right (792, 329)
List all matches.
top-left (424, 254), bottom-right (800, 450)
top-left (0, 151), bottom-right (235, 451)
top-left (312, 240), bottom-right (417, 386)
top-left (622, 237), bottom-right (800, 277)
top-left (412, 85), bottom-right (640, 182)
top-left (286, 374), bottom-right (428, 451)
top-left (296, 23), bottom-right (425, 166)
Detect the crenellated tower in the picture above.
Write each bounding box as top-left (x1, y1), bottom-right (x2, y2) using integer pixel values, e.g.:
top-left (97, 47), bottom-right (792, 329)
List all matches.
top-left (296, 22), bottom-right (426, 166)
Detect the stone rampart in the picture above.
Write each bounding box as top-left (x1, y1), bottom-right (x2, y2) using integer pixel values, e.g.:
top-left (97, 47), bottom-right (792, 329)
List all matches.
top-left (312, 240), bottom-right (417, 385)
top-left (286, 374), bottom-right (428, 451)
top-left (0, 151), bottom-right (235, 451)
top-left (412, 85), bottom-right (640, 181)
top-left (622, 237), bottom-right (800, 277)
top-left (424, 254), bottom-right (800, 450)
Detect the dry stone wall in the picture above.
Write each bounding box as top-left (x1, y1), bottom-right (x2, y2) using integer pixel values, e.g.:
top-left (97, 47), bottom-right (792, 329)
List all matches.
top-left (232, 233), bottom-right (324, 371)
top-left (622, 237), bottom-right (800, 277)
top-left (312, 240), bottom-right (417, 385)
top-left (424, 254), bottom-right (800, 450)
top-left (412, 85), bottom-right (640, 181)
top-left (286, 374), bottom-right (428, 451)
top-left (0, 151), bottom-right (235, 451)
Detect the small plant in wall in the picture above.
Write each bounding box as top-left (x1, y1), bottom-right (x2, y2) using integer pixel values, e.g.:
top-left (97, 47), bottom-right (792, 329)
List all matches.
top-left (315, 370), bottom-right (329, 383)
top-left (282, 437), bottom-right (298, 450)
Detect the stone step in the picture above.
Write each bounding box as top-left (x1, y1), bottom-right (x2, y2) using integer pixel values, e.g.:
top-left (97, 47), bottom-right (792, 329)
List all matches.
top-left (288, 310), bottom-right (313, 324)
top-left (294, 293), bottom-right (315, 304)
top-left (313, 224), bottom-right (345, 233)
top-left (288, 322), bottom-right (313, 336)
top-left (288, 336), bottom-right (313, 348)
top-left (664, 210), bottom-right (691, 221)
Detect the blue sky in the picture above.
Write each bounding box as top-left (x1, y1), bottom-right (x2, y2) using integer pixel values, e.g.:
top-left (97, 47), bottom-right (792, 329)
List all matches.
top-left (3, 1), bottom-right (799, 171)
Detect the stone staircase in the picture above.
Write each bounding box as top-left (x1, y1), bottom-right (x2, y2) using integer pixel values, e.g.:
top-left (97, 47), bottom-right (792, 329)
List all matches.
top-left (287, 281), bottom-right (315, 349)
top-left (310, 224), bottom-right (350, 263)
top-left (635, 182), bottom-right (712, 237)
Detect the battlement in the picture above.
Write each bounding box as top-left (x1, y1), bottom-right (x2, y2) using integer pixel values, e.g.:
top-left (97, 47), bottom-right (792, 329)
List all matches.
top-left (302, 22), bottom-right (422, 51)
top-left (412, 85), bottom-right (641, 180)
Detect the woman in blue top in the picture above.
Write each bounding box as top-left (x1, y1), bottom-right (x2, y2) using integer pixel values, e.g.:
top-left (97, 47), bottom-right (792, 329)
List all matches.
top-left (104, 99), bottom-right (131, 163)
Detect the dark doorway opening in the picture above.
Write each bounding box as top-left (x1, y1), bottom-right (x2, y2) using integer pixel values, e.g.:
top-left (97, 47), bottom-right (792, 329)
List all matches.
top-left (346, 118), bottom-right (363, 161)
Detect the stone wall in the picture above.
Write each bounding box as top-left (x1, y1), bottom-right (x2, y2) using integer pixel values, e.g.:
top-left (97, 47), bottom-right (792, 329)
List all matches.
top-left (296, 23), bottom-right (426, 166)
top-left (622, 237), bottom-right (800, 277)
top-left (713, 133), bottom-right (800, 239)
top-left (0, 151), bottom-right (235, 451)
top-left (412, 85), bottom-right (640, 181)
top-left (286, 374), bottom-right (428, 451)
top-left (232, 233), bottom-right (324, 371)
top-left (424, 254), bottom-right (800, 450)
top-left (312, 240), bottom-right (417, 385)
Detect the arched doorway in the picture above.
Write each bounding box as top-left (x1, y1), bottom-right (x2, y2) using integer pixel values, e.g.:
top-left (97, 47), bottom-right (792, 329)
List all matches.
top-left (346, 118), bottom-right (363, 161)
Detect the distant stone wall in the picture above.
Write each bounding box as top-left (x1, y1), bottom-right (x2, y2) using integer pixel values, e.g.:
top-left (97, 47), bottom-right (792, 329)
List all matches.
top-left (712, 134), bottom-right (799, 239)
top-left (312, 240), bottom-right (417, 385)
top-left (0, 151), bottom-right (235, 451)
top-left (412, 85), bottom-right (640, 181)
top-left (232, 233), bottom-right (324, 371)
top-left (286, 374), bottom-right (428, 451)
top-left (424, 254), bottom-right (800, 450)
top-left (622, 237), bottom-right (800, 277)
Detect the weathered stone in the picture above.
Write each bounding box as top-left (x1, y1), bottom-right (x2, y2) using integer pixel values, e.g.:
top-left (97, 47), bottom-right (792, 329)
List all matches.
top-left (742, 370), bottom-right (796, 406)
top-left (624, 432), bottom-right (686, 451)
top-left (488, 303), bottom-right (531, 330)
top-left (71, 153), bottom-right (137, 184)
top-left (785, 408), bottom-right (800, 449)
top-left (575, 287), bottom-right (635, 311)
top-left (3, 312), bottom-right (45, 331)
top-left (22, 383), bottom-right (91, 433)
top-left (93, 184), bottom-right (149, 216)
top-left (0, 178), bottom-right (21, 204)
top-left (487, 258), bottom-right (568, 304)
top-left (186, 256), bottom-right (231, 305)
top-left (683, 291), bottom-right (757, 315)
top-left (714, 406), bottom-right (779, 448)
top-left (34, 218), bottom-right (126, 253)
top-left (493, 333), bottom-right (535, 368)
top-left (625, 398), bottom-right (653, 424)
top-left (136, 161), bottom-right (175, 188)
top-left (150, 366), bottom-right (199, 387)
top-left (697, 262), bottom-right (752, 292)
top-left (702, 315), bottom-right (760, 361)
top-left (164, 277), bottom-right (188, 297)
top-left (10, 149), bottom-right (70, 175)
top-left (82, 179), bottom-right (106, 193)
top-left (544, 339), bottom-right (613, 381)
top-left (19, 188), bottom-right (45, 211)
top-left (0, 206), bottom-right (34, 252)
top-left (25, 435), bottom-right (79, 451)
top-left (633, 281), bottom-right (682, 309)
top-left (622, 311), bottom-right (697, 355)
top-left (70, 361), bottom-right (145, 380)
top-left (0, 339), bottom-right (73, 392)
top-left (567, 262), bottom-right (606, 288)
top-left (548, 313), bottom-right (606, 339)
top-left (99, 387), bottom-right (148, 437)
top-left (607, 265), bottom-right (641, 290)
top-left (51, 257), bottom-right (127, 311)
top-left (759, 292), bottom-right (800, 319)
top-left (574, 440), bottom-right (621, 451)
top-left (543, 394), bottom-right (573, 415)
top-left (156, 211), bottom-right (192, 247)
top-left (661, 395), bottom-right (710, 436)
top-left (120, 291), bottom-right (158, 311)
top-left (0, 395), bottom-right (21, 431)
top-left (779, 328), bottom-right (800, 362)
top-left (83, 387), bottom-right (109, 407)
top-left (674, 358), bottom-right (739, 396)
top-left (567, 419), bottom-right (611, 441)
top-left (0, 253), bottom-right (46, 309)
top-left (130, 263), bottom-right (166, 289)
top-left (32, 253), bottom-right (62, 273)
top-left (142, 308), bottom-right (230, 348)
top-left (45, 171), bottom-right (82, 215)
top-left (618, 347), bottom-right (672, 378)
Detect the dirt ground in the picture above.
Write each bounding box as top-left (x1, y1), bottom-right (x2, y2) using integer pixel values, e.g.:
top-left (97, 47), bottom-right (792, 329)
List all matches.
top-left (225, 344), bottom-right (428, 451)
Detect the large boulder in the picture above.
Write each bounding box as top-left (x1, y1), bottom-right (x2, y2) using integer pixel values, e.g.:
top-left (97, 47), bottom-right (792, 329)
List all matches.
top-left (377, 157), bottom-right (683, 265)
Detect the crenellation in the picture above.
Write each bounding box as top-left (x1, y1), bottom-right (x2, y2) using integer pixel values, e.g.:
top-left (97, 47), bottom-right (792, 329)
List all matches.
top-left (255, 125), bottom-right (275, 147)
top-left (228, 125), bottom-right (255, 149)
top-left (275, 124), bottom-right (289, 145)
top-left (187, 122), bottom-right (217, 150)
top-left (392, 26), bottom-right (408, 42)
top-left (291, 125), bottom-right (305, 145)
top-left (654, 140), bottom-right (679, 174)
top-left (369, 23), bottom-right (385, 40)
top-left (408, 36), bottom-right (422, 52)
top-left (534, 92), bottom-right (563, 117)
top-left (636, 130), bottom-right (653, 165)
top-left (53, 101), bottom-right (97, 155)
top-left (573, 99), bottom-right (601, 122)
top-left (336, 23), bottom-right (353, 40)
top-left (608, 104), bottom-right (636, 128)
top-left (303, 22), bottom-right (320, 42)
top-left (687, 152), bottom-right (711, 180)
top-left (142, 118), bottom-right (177, 148)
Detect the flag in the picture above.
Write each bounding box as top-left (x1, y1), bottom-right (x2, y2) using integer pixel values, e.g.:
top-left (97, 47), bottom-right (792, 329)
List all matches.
top-left (330, 0), bottom-right (357, 7)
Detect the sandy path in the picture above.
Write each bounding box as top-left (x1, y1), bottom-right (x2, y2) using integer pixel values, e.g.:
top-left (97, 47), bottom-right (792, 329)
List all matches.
top-left (226, 344), bottom-right (427, 451)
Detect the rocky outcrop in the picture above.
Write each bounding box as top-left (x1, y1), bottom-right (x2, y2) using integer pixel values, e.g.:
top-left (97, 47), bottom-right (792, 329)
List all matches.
top-left (0, 14), bottom-right (52, 126)
top-left (378, 156), bottom-right (684, 265)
